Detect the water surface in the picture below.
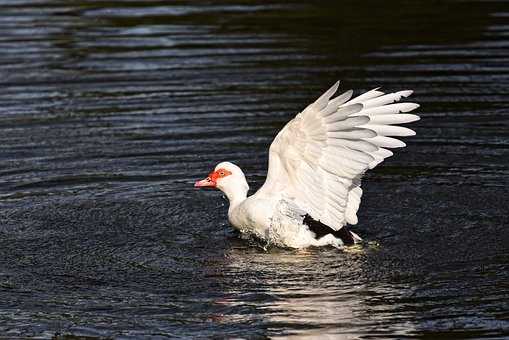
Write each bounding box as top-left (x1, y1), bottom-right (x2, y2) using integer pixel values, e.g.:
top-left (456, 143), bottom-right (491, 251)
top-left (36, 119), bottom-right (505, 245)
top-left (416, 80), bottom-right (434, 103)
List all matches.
top-left (0, 0), bottom-right (508, 338)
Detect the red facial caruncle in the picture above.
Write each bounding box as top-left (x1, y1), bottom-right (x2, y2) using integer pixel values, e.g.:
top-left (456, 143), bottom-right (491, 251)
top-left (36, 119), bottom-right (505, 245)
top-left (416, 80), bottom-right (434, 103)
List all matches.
top-left (194, 168), bottom-right (232, 188)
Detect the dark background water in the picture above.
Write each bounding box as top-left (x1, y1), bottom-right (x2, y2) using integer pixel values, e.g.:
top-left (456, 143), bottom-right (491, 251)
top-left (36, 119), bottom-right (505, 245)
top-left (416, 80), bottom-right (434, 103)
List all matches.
top-left (0, 0), bottom-right (508, 338)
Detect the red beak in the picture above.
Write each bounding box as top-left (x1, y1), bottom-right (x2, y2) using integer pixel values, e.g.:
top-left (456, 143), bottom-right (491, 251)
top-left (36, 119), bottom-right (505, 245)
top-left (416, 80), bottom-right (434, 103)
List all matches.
top-left (194, 177), bottom-right (216, 188)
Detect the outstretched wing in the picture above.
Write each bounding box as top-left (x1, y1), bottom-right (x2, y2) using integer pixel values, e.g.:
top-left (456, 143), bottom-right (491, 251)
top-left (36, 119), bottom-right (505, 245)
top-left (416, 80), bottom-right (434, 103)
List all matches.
top-left (256, 81), bottom-right (419, 230)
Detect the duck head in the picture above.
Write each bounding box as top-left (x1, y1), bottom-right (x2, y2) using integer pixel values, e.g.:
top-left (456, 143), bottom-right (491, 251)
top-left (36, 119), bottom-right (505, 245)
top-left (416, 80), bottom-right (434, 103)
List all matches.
top-left (194, 161), bottom-right (249, 204)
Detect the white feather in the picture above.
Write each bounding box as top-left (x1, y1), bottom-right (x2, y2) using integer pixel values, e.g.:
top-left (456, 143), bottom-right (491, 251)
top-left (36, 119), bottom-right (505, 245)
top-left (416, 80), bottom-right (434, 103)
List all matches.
top-left (256, 81), bottom-right (419, 232)
top-left (348, 88), bottom-right (384, 105)
top-left (361, 103), bottom-right (420, 115)
top-left (368, 136), bottom-right (407, 148)
top-left (328, 128), bottom-right (377, 140)
top-left (362, 124), bottom-right (416, 137)
top-left (323, 103), bottom-right (363, 122)
top-left (313, 81), bottom-right (340, 110)
top-left (362, 90), bottom-right (413, 108)
top-left (369, 114), bottom-right (420, 125)
top-left (327, 116), bottom-right (370, 132)
top-left (327, 139), bottom-right (379, 152)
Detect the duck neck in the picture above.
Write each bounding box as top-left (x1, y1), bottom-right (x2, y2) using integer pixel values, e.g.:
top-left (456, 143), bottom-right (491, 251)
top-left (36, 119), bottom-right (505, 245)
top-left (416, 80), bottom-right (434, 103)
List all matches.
top-left (223, 184), bottom-right (248, 211)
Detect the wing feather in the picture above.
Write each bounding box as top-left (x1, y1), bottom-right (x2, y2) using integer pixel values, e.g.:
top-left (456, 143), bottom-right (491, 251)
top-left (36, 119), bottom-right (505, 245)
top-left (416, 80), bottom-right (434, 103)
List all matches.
top-left (369, 114), bottom-right (420, 125)
top-left (328, 139), bottom-right (378, 152)
top-left (256, 81), bottom-right (419, 230)
top-left (328, 128), bottom-right (377, 140)
top-left (348, 88), bottom-right (384, 104)
top-left (327, 116), bottom-right (370, 132)
top-left (324, 103), bottom-right (363, 122)
top-left (363, 124), bottom-right (416, 137)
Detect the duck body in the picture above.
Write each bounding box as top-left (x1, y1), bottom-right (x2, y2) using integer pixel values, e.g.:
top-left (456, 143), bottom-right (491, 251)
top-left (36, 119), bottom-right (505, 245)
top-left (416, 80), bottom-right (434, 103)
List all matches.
top-left (229, 194), bottom-right (352, 248)
top-left (228, 195), bottom-right (279, 243)
top-left (195, 81), bottom-right (420, 249)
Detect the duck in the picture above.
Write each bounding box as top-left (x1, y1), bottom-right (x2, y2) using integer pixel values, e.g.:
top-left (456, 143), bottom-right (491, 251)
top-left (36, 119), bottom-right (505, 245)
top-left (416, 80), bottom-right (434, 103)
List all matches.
top-left (195, 81), bottom-right (419, 249)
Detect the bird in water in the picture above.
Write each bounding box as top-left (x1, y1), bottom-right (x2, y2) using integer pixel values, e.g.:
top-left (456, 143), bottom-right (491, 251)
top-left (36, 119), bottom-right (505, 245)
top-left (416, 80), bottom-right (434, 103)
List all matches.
top-left (195, 81), bottom-right (419, 249)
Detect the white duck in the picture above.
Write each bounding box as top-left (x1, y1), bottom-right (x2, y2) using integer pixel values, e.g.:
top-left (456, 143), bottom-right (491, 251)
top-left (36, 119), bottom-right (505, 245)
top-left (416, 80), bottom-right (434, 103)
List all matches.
top-left (195, 81), bottom-right (419, 248)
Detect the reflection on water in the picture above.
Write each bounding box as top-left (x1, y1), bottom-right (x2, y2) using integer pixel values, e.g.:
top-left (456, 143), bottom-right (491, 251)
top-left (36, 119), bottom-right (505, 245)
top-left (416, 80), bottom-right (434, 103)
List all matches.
top-left (223, 248), bottom-right (416, 339)
top-left (0, 0), bottom-right (508, 338)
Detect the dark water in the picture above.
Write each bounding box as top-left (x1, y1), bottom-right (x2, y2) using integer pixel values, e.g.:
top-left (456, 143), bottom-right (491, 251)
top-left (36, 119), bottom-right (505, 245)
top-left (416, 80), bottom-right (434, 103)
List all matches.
top-left (0, 0), bottom-right (508, 338)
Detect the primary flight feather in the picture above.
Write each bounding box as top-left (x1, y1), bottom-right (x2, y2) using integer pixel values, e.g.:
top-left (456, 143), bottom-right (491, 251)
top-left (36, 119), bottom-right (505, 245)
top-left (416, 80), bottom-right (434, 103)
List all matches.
top-left (195, 81), bottom-right (420, 248)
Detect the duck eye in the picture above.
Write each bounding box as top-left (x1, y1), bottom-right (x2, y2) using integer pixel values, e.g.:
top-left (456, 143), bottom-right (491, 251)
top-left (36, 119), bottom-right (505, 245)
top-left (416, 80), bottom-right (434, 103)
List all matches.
top-left (219, 172), bottom-right (225, 176)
